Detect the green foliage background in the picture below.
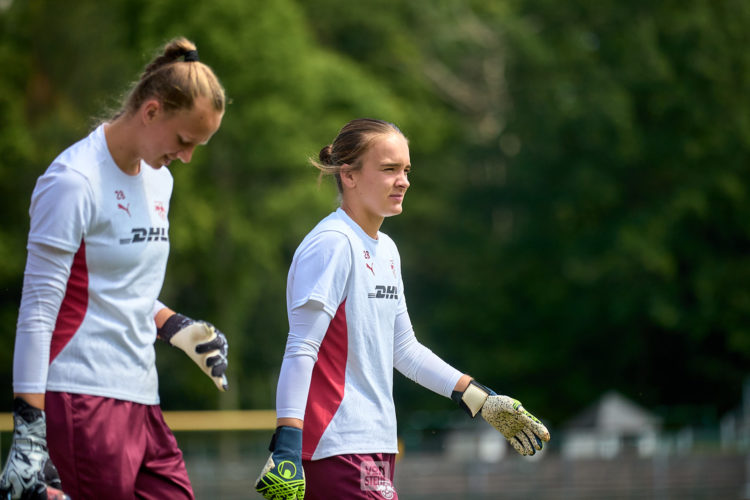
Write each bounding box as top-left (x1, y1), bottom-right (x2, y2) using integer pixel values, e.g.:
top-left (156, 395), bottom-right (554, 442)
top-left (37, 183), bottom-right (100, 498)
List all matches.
top-left (1, 0), bottom-right (748, 430)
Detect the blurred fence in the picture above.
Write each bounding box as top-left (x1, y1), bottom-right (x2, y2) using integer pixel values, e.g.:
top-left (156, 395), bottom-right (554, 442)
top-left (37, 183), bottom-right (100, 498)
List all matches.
top-left (178, 424), bottom-right (748, 499)
top-left (179, 430), bottom-right (748, 499)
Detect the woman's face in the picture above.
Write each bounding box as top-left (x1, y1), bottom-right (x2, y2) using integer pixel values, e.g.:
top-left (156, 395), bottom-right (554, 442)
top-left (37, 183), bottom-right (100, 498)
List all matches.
top-left (343, 132), bottom-right (411, 221)
top-left (142, 96), bottom-right (224, 169)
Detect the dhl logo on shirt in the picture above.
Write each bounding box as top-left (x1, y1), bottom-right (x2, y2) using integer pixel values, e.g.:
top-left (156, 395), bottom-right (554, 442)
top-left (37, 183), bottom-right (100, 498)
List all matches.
top-left (368, 285), bottom-right (399, 300)
top-left (119, 227), bottom-right (168, 244)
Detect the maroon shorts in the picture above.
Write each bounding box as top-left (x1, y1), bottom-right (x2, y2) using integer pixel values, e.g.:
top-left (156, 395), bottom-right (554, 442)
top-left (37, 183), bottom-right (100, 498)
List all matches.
top-left (303, 453), bottom-right (398, 500)
top-left (45, 392), bottom-right (194, 500)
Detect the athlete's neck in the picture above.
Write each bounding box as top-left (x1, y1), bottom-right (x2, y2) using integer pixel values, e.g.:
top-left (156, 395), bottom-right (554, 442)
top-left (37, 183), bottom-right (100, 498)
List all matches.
top-left (341, 204), bottom-right (381, 239)
top-left (104, 119), bottom-right (141, 176)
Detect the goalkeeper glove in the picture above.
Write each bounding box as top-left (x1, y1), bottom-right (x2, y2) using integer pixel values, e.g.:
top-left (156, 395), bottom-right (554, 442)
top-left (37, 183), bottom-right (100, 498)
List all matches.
top-left (0, 398), bottom-right (70, 500)
top-left (158, 313), bottom-right (229, 391)
top-left (255, 426), bottom-right (305, 500)
top-left (453, 380), bottom-right (550, 456)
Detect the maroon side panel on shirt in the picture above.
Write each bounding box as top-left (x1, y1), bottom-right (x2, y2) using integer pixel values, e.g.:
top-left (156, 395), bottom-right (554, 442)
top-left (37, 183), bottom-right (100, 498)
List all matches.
top-left (50, 241), bottom-right (89, 362)
top-left (303, 300), bottom-right (348, 459)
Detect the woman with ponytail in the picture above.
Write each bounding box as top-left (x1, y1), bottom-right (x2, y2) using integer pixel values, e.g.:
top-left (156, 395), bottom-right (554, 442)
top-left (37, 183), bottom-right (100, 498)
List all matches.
top-left (0, 37), bottom-right (229, 499)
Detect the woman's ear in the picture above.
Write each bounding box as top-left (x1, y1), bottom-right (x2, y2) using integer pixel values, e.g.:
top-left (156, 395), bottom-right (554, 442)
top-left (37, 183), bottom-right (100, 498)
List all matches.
top-left (141, 99), bottom-right (162, 125)
top-left (339, 164), bottom-right (357, 188)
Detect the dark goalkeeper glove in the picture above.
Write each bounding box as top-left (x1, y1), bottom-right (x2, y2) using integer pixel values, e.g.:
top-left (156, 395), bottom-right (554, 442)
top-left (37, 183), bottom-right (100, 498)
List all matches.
top-left (0, 398), bottom-right (70, 500)
top-left (453, 380), bottom-right (550, 456)
top-left (255, 426), bottom-right (305, 500)
top-left (158, 313), bottom-right (229, 391)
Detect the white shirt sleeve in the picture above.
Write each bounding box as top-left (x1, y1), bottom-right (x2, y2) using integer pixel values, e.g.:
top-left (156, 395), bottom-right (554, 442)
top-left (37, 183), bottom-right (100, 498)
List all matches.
top-left (275, 301), bottom-right (332, 420)
top-left (13, 242), bottom-right (75, 394)
top-left (27, 164), bottom-right (92, 252)
top-left (393, 309), bottom-right (463, 398)
top-left (287, 230), bottom-right (351, 317)
top-left (152, 300), bottom-right (168, 319)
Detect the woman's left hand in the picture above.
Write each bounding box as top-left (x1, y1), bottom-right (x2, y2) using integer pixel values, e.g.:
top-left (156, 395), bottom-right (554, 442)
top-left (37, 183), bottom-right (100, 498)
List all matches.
top-left (158, 313), bottom-right (229, 391)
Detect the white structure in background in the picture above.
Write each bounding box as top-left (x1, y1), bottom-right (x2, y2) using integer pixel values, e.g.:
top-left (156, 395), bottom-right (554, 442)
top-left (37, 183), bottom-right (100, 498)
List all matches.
top-left (720, 377), bottom-right (750, 499)
top-left (720, 377), bottom-right (750, 452)
top-left (561, 390), bottom-right (661, 459)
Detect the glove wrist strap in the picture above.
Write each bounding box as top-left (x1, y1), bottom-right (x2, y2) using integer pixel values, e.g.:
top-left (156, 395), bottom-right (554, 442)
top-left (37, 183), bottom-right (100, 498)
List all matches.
top-left (13, 397), bottom-right (44, 424)
top-left (157, 313), bottom-right (194, 343)
top-left (452, 380), bottom-right (492, 418)
top-left (11, 398), bottom-right (48, 445)
top-left (270, 426), bottom-right (303, 454)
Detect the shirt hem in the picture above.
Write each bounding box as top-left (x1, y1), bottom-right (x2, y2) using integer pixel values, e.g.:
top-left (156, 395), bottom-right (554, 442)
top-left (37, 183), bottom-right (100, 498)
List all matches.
top-left (44, 384), bottom-right (160, 405)
top-left (307, 445), bottom-right (400, 461)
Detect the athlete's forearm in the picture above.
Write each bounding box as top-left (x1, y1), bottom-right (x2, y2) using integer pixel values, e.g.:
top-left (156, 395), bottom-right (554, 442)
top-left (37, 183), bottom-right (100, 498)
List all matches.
top-left (13, 243), bottom-right (74, 395)
top-left (454, 374), bottom-right (472, 393)
top-left (13, 393), bottom-right (45, 410)
top-left (275, 354), bottom-right (315, 421)
top-left (277, 417), bottom-right (303, 429)
top-left (153, 305), bottom-right (175, 331)
top-left (393, 310), bottom-right (464, 397)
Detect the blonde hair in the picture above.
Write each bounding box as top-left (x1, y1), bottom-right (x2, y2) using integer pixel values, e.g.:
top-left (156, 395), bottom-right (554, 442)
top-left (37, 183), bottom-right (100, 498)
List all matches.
top-left (113, 37), bottom-right (225, 119)
top-left (311, 118), bottom-right (405, 193)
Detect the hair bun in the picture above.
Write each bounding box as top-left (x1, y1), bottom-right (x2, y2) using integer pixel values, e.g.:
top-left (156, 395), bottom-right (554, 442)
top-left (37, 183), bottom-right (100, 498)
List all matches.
top-left (319, 144), bottom-right (334, 164)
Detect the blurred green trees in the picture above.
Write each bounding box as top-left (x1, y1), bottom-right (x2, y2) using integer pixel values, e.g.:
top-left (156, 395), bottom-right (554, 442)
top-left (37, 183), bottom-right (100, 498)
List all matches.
top-left (0, 0), bottom-right (748, 429)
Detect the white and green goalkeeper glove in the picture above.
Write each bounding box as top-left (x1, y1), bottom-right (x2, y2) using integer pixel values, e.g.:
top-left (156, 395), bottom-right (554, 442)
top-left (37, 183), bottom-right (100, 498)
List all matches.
top-left (158, 313), bottom-right (229, 391)
top-left (452, 380), bottom-right (550, 456)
